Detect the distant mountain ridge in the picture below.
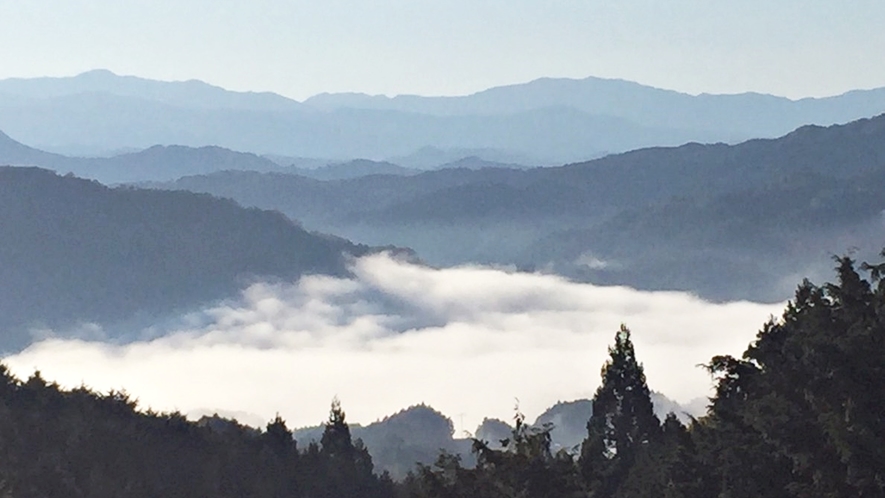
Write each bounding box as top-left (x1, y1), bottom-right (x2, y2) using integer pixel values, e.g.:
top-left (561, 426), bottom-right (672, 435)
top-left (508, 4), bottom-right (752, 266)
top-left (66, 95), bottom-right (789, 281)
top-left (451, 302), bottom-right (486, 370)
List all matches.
top-left (154, 114), bottom-right (885, 302)
top-left (0, 130), bottom-right (290, 183)
top-left (3, 70), bottom-right (885, 162)
top-left (0, 69), bottom-right (302, 112)
top-left (0, 167), bottom-right (371, 351)
top-left (303, 75), bottom-right (885, 136)
top-left (289, 393), bottom-right (702, 479)
top-left (0, 130), bottom-right (530, 183)
top-left (292, 159), bottom-right (419, 181)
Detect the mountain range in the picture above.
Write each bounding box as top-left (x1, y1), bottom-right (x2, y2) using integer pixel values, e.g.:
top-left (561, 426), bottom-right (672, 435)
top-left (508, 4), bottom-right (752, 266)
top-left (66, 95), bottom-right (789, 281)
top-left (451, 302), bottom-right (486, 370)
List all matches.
top-left (0, 130), bottom-right (529, 184)
top-left (151, 114), bottom-right (885, 302)
top-left (3, 69), bottom-right (884, 494)
top-left (0, 167), bottom-right (371, 352)
top-left (288, 392), bottom-right (702, 480)
top-left (4, 70), bottom-right (885, 163)
top-left (0, 130), bottom-right (293, 183)
top-left (4, 71), bottom-right (885, 331)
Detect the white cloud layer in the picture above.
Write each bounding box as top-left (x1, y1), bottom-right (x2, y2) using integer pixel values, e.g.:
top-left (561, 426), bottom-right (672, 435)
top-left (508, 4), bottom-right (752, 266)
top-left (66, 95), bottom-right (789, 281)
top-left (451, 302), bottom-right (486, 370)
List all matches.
top-left (3, 254), bottom-right (785, 432)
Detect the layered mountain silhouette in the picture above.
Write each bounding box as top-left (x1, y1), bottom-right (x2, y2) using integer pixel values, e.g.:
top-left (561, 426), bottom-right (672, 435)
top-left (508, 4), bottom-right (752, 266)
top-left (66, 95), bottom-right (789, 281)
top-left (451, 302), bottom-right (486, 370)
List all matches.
top-left (292, 405), bottom-right (470, 480)
top-left (305, 76), bottom-right (885, 137)
top-left (0, 167), bottom-right (370, 351)
top-left (0, 69), bottom-right (301, 112)
top-left (386, 146), bottom-right (547, 170)
top-left (3, 70), bottom-right (885, 163)
top-left (289, 393), bottom-right (700, 479)
top-left (0, 131), bottom-right (528, 184)
top-left (154, 114), bottom-right (885, 302)
top-left (290, 159), bottom-right (419, 181)
top-left (0, 130), bottom-right (290, 183)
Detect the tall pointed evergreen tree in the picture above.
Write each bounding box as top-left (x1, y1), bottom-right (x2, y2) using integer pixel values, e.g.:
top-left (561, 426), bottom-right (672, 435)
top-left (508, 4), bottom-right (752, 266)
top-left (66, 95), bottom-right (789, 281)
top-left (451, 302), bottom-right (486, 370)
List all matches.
top-left (580, 325), bottom-right (660, 498)
top-left (321, 398), bottom-right (354, 462)
top-left (315, 398), bottom-right (380, 498)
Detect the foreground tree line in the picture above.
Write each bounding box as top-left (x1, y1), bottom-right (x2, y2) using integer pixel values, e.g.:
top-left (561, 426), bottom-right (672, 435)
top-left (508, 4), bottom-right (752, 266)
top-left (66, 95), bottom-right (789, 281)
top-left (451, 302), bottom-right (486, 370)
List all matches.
top-left (0, 253), bottom-right (883, 497)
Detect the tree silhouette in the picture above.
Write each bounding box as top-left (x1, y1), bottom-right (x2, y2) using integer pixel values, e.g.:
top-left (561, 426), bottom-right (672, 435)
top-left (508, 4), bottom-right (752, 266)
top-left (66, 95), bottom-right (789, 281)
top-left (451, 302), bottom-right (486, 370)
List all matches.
top-left (580, 325), bottom-right (660, 498)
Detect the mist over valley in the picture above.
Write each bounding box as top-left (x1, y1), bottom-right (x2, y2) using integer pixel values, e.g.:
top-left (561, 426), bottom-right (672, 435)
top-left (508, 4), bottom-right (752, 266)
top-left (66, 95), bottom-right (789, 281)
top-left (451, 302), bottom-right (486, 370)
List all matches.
top-left (1, 10), bottom-right (885, 491)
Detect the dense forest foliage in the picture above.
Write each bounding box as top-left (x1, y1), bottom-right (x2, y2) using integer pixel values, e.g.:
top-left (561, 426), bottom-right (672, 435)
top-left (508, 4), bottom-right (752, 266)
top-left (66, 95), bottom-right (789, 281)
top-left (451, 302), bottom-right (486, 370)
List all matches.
top-left (0, 166), bottom-right (370, 350)
top-left (0, 252), bottom-right (882, 497)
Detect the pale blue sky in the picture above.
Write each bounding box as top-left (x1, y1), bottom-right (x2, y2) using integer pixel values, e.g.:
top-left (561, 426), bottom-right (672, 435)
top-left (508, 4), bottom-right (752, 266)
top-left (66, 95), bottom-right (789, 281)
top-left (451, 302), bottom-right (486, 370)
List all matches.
top-left (0, 0), bottom-right (883, 100)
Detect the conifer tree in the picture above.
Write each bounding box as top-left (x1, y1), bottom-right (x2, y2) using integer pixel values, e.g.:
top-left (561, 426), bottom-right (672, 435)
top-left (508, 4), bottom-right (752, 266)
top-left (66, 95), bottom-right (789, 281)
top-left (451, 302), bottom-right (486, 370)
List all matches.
top-left (317, 398), bottom-right (379, 498)
top-left (580, 325), bottom-right (660, 498)
top-left (703, 253), bottom-right (885, 497)
top-left (321, 398), bottom-right (354, 462)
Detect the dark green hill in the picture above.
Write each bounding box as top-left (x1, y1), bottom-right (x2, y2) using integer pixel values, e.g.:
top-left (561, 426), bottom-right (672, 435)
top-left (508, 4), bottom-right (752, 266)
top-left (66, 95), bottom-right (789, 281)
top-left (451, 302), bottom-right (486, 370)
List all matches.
top-left (0, 167), bottom-right (369, 351)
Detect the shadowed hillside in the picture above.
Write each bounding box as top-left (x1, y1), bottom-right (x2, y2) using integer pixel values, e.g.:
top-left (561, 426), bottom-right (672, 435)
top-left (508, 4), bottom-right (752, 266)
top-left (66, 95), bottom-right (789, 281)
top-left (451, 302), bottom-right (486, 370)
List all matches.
top-left (152, 115), bottom-right (885, 302)
top-left (0, 167), bottom-right (370, 351)
top-left (0, 131), bottom-right (289, 183)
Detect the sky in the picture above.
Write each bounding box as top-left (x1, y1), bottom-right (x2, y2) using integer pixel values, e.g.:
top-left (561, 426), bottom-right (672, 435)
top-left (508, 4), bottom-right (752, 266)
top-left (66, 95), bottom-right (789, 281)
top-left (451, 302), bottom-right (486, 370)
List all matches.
top-left (0, 1), bottom-right (884, 100)
top-left (3, 254), bottom-right (785, 432)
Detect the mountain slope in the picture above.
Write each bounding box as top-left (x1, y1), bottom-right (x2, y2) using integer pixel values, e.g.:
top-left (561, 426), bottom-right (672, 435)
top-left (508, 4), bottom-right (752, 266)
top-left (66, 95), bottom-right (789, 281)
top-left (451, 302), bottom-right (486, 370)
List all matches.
top-left (0, 167), bottom-right (370, 351)
top-left (291, 159), bottom-right (419, 181)
top-left (154, 115), bottom-right (885, 302)
top-left (0, 68), bottom-right (302, 112)
top-left (0, 131), bottom-right (288, 183)
top-left (4, 71), bottom-right (885, 163)
top-left (160, 115), bottom-right (885, 224)
top-left (303, 75), bottom-right (885, 136)
top-left (293, 404), bottom-right (471, 480)
top-left (0, 95), bottom-right (691, 163)
top-left (0, 129), bottom-right (68, 165)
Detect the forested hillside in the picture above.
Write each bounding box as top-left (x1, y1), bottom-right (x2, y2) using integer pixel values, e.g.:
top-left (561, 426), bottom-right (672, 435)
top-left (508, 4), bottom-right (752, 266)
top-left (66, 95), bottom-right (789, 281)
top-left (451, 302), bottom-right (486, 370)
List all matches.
top-left (0, 251), bottom-right (882, 497)
top-left (155, 114), bottom-right (885, 301)
top-left (0, 167), bottom-right (370, 351)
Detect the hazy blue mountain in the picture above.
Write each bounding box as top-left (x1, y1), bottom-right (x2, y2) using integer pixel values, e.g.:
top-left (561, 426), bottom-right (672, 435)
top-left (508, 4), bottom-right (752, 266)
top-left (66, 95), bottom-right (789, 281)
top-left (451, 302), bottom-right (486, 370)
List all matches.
top-left (0, 167), bottom-right (370, 352)
top-left (531, 393), bottom-right (700, 454)
top-left (153, 114), bottom-right (885, 302)
top-left (0, 86), bottom-right (663, 163)
top-left (474, 418), bottom-right (514, 450)
top-left (95, 145), bottom-right (285, 182)
top-left (289, 395), bottom-right (701, 478)
top-left (261, 154), bottom-right (336, 169)
top-left (292, 159), bottom-right (419, 180)
top-left (304, 75), bottom-right (885, 137)
top-left (293, 404), bottom-right (472, 480)
top-left (0, 68), bottom-right (302, 112)
top-left (434, 156), bottom-right (536, 171)
top-left (532, 400), bottom-right (593, 454)
top-left (0, 128), bottom-right (67, 165)
top-left (386, 145), bottom-right (545, 169)
top-left (0, 130), bottom-right (289, 183)
top-left (5, 70), bottom-right (885, 165)
top-left (0, 91), bottom-right (309, 157)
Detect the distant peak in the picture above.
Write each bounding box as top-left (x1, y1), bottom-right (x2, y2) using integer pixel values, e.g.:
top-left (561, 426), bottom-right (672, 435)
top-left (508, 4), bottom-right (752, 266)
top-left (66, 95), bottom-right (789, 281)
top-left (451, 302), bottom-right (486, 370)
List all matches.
top-left (76, 69), bottom-right (118, 78)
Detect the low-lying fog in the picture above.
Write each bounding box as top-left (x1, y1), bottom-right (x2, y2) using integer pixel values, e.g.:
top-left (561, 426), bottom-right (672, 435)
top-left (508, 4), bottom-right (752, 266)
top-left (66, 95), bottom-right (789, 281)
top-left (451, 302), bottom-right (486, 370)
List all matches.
top-left (3, 254), bottom-right (785, 432)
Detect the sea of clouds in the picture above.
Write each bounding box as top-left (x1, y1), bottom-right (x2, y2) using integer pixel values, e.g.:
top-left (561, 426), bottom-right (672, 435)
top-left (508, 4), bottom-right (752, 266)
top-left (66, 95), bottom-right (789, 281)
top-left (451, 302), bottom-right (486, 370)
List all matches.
top-left (3, 253), bottom-right (786, 432)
